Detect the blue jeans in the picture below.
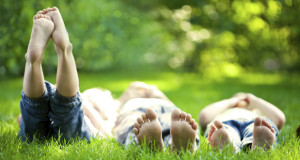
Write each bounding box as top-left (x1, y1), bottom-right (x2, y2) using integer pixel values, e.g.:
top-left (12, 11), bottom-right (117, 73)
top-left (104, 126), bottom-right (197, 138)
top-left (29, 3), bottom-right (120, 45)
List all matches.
top-left (18, 81), bottom-right (90, 142)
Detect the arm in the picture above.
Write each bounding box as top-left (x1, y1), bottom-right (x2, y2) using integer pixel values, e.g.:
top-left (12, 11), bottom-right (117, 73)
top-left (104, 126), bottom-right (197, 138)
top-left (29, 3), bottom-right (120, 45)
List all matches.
top-left (247, 94), bottom-right (286, 130)
top-left (198, 97), bottom-right (241, 131)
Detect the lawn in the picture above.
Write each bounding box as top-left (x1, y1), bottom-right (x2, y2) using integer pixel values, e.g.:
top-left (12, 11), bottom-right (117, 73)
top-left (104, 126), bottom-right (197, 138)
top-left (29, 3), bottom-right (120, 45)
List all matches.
top-left (0, 71), bottom-right (299, 159)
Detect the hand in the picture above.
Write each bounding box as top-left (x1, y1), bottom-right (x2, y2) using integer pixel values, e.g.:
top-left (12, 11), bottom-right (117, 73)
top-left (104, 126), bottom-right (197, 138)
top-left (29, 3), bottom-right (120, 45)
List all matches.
top-left (232, 92), bottom-right (248, 101)
top-left (236, 100), bottom-right (249, 108)
top-left (245, 93), bottom-right (257, 110)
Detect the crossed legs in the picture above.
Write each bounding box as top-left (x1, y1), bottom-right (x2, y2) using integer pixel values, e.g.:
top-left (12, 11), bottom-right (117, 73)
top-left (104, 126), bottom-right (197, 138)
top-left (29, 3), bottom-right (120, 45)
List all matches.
top-left (24, 7), bottom-right (78, 99)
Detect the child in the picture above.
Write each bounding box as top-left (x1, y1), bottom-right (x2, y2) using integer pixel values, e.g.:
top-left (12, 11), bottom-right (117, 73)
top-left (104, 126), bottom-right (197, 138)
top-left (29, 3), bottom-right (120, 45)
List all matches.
top-left (19, 7), bottom-right (90, 141)
top-left (111, 82), bottom-right (199, 152)
top-left (199, 93), bottom-right (285, 151)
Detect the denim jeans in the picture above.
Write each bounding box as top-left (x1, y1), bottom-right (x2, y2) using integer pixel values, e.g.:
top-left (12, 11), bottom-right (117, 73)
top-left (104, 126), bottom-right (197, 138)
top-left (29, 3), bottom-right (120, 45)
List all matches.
top-left (18, 81), bottom-right (90, 142)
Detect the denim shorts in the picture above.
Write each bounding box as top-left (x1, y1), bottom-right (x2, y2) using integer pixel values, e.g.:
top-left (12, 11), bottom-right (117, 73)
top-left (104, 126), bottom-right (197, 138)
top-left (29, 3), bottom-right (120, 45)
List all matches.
top-left (18, 81), bottom-right (90, 142)
top-left (204, 118), bottom-right (279, 150)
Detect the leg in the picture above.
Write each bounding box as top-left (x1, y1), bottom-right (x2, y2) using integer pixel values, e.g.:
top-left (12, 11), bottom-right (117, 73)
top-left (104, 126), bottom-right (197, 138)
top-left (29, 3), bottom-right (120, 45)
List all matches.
top-left (19, 13), bottom-right (54, 141)
top-left (133, 108), bottom-right (164, 150)
top-left (23, 14), bottom-right (54, 98)
top-left (37, 7), bottom-right (90, 141)
top-left (170, 109), bottom-right (198, 153)
top-left (42, 7), bottom-right (78, 97)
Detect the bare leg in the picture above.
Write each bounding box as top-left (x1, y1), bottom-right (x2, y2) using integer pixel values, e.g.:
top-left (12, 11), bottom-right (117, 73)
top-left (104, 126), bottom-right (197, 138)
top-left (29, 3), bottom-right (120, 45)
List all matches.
top-left (23, 14), bottom-right (54, 98)
top-left (133, 108), bottom-right (163, 150)
top-left (252, 117), bottom-right (275, 150)
top-left (170, 109), bottom-right (198, 153)
top-left (42, 7), bottom-right (78, 97)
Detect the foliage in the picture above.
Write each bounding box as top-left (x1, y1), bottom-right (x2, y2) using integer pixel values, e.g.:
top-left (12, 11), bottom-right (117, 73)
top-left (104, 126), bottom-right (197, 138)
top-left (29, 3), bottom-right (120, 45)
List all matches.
top-left (0, 0), bottom-right (175, 77)
top-left (1, 0), bottom-right (300, 78)
top-left (125, 0), bottom-right (300, 75)
top-left (0, 71), bottom-right (300, 159)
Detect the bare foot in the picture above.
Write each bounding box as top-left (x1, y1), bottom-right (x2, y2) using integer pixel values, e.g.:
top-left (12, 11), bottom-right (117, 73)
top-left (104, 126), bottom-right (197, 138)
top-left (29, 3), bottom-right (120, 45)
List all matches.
top-left (207, 120), bottom-right (231, 150)
top-left (133, 108), bottom-right (163, 149)
top-left (39, 7), bottom-right (70, 53)
top-left (252, 117), bottom-right (275, 150)
top-left (26, 14), bottom-right (54, 63)
top-left (170, 109), bottom-right (198, 153)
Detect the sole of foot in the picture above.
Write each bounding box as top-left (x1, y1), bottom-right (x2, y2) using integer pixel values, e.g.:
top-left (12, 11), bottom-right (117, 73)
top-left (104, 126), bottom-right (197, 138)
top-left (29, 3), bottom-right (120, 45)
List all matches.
top-left (252, 117), bottom-right (275, 150)
top-left (26, 14), bottom-right (54, 64)
top-left (170, 108), bottom-right (198, 153)
top-left (39, 7), bottom-right (70, 53)
top-left (133, 108), bottom-right (163, 150)
top-left (207, 120), bottom-right (231, 150)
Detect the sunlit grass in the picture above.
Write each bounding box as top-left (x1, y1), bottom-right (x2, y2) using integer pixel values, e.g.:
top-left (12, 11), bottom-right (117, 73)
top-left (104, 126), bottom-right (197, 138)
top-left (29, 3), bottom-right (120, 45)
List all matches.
top-left (0, 71), bottom-right (299, 159)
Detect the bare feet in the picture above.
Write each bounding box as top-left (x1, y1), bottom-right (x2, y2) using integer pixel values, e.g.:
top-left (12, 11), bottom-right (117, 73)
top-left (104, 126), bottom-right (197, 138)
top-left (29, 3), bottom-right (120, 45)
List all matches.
top-left (207, 120), bottom-right (231, 150)
top-left (133, 108), bottom-right (163, 149)
top-left (39, 7), bottom-right (70, 53)
top-left (170, 109), bottom-right (198, 153)
top-left (252, 117), bottom-right (275, 150)
top-left (26, 14), bottom-right (54, 63)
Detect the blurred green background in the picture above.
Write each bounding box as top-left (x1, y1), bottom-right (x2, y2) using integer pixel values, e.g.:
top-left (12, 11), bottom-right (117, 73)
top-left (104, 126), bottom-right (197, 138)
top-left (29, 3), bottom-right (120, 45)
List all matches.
top-left (0, 0), bottom-right (300, 78)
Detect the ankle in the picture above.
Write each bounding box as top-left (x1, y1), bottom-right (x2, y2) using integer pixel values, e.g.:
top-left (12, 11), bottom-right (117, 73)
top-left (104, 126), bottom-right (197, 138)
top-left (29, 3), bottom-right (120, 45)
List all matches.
top-left (55, 42), bottom-right (72, 55)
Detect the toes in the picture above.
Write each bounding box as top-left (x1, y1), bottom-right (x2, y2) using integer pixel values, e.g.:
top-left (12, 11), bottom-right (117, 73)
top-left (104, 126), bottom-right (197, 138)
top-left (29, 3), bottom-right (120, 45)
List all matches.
top-left (37, 10), bottom-right (43, 14)
top-left (34, 14), bottom-right (41, 19)
top-left (213, 120), bottom-right (224, 129)
top-left (190, 119), bottom-right (195, 126)
top-left (133, 128), bottom-right (139, 135)
top-left (186, 114), bottom-right (191, 123)
top-left (180, 112), bottom-right (187, 121)
top-left (189, 118), bottom-right (198, 130)
top-left (141, 114), bottom-right (149, 123)
top-left (46, 7), bottom-right (52, 12)
top-left (134, 122), bottom-right (140, 129)
top-left (171, 108), bottom-right (181, 121)
top-left (208, 125), bottom-right (216, 142)
top-left (262, 119), bottom-right (275, 133)
top-left (137, 117), bottom-right (144, 125)
top-left (254, 117), bottom-right (262, 127)
top-left (192, 122), bottom-right (198, 130)
top-left (145, 108), bottom-right (157, 121)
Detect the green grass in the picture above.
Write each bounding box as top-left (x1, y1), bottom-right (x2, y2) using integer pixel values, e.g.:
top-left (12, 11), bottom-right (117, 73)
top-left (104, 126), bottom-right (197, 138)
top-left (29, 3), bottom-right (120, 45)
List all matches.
top-left (0, 71), bottom-right (300, 159)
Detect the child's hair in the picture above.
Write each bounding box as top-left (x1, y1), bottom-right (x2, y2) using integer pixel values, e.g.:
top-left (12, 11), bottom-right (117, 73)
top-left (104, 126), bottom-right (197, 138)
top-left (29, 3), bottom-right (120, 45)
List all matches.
top-left (297, 125), bottom-right (300, 138)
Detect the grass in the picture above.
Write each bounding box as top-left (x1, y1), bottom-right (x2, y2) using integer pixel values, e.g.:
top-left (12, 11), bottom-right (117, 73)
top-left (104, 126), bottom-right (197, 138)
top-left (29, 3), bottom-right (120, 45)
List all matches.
top-left (0, 71), bottom-right (299, 159)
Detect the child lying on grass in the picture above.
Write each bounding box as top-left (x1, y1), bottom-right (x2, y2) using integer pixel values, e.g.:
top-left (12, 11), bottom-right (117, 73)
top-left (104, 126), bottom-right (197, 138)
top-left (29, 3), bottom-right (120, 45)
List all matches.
top-left (199, 93), bottom-right (286, 152)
